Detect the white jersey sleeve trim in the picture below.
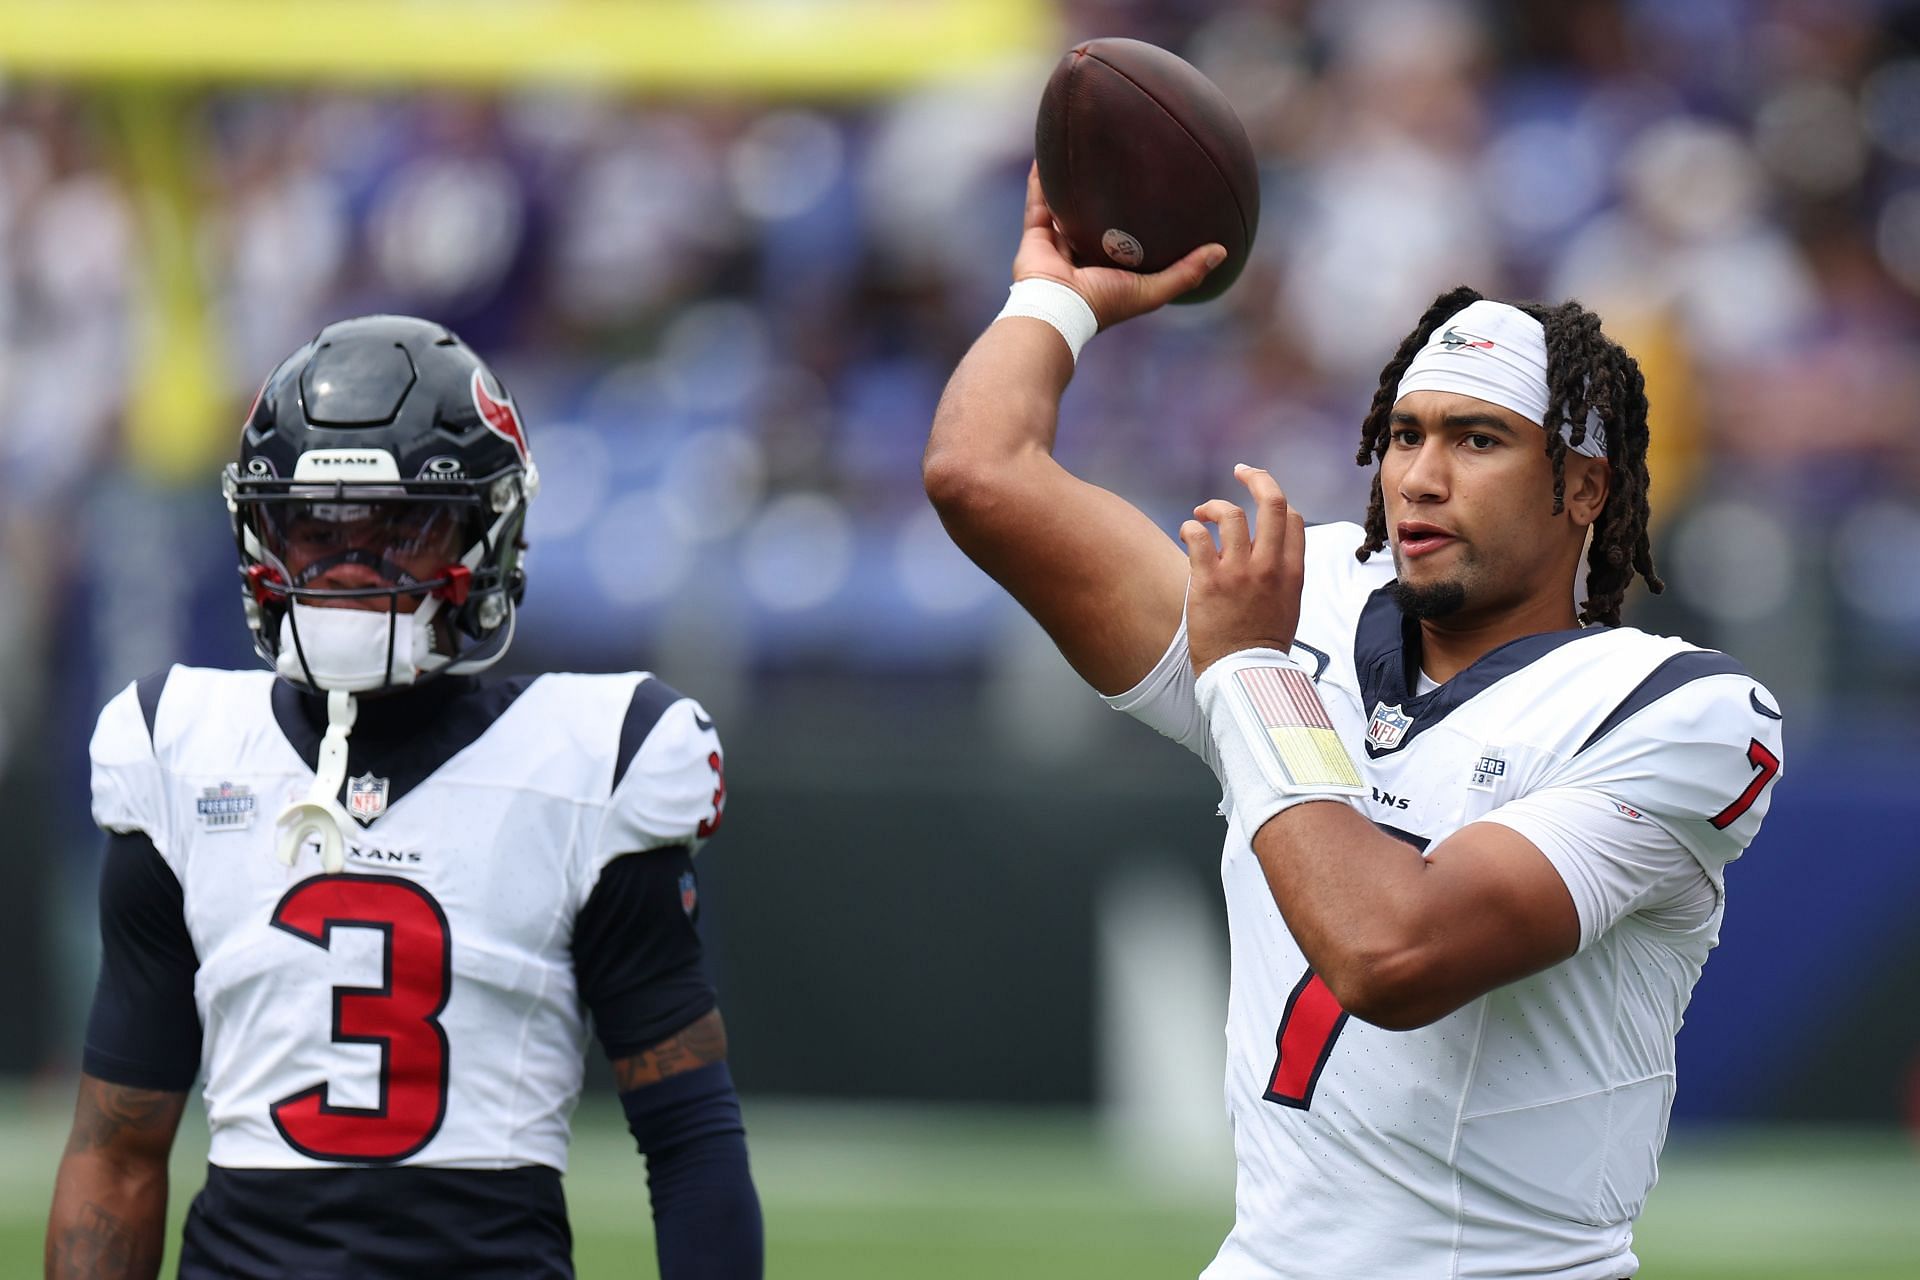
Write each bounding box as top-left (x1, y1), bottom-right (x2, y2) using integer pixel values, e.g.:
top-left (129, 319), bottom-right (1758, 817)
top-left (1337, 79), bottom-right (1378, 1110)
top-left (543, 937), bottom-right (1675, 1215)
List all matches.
top-left (1479, 790), bottom-right (1720, 952)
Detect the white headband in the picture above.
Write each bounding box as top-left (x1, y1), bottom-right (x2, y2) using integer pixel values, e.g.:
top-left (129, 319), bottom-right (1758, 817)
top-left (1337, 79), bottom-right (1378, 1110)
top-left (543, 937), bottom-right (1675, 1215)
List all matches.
top-left (1394, 299), bottom-right (1606, 458)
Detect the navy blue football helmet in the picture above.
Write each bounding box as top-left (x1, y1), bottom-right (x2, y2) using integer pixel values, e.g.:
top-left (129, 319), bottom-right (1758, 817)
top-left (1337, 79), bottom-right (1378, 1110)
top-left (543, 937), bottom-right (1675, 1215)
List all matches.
top-left (223, 316), bottom-right (539, 690)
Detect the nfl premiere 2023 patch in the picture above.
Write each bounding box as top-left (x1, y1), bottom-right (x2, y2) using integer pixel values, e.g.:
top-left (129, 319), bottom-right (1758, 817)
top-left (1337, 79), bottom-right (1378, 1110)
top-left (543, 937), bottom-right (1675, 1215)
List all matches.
top-left (1225, 665), bottom-right (1365, 793)
top-left (196, 781), bottom-right (257, 832)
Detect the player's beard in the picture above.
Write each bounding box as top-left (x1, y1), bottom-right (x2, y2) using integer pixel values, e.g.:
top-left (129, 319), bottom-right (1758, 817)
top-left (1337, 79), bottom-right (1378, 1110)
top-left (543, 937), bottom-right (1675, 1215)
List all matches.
top-left (1389, 577), bottom-right (1468, 619)
top-left (1389, 538), bottom-right (1473, 619)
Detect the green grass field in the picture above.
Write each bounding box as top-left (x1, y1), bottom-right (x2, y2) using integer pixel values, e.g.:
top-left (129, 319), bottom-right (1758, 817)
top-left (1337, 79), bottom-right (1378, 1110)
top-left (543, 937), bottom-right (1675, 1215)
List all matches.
top-left (4, 1087), bottom-right (1917, 1278)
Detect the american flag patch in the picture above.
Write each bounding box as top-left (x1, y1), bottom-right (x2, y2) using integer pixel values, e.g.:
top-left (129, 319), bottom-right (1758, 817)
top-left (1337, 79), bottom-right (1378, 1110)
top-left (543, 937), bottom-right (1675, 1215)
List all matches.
top-left (1232, 666), bottom-right (1365, 789)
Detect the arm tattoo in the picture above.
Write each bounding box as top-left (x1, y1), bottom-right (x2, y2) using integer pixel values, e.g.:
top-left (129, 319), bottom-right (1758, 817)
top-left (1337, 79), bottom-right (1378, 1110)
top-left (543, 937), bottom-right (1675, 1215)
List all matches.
top-left (48, 1201), bottom-right (144, 1279)
top-left (64, 1080), bottom-right (186, 1160)
top-left (47, 1078), bottom-right (181, 1280)
top-left (612, 1009), bottom-right (728, 1092)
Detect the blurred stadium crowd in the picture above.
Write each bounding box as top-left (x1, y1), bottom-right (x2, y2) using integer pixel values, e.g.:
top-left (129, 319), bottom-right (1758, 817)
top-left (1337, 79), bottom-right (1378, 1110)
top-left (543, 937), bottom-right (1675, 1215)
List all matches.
top-left (1, 0), bottom-right (1917, 1080)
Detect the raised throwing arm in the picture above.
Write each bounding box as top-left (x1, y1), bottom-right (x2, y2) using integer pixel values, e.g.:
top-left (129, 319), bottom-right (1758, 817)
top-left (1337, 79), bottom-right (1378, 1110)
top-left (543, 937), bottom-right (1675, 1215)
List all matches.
top-left (923, 165), bottom-right (1223, 695)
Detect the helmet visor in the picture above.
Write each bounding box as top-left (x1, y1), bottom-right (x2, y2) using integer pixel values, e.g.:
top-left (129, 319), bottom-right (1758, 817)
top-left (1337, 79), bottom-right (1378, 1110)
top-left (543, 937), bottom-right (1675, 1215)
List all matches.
top-left (252, 496), bottom-right (472, 591)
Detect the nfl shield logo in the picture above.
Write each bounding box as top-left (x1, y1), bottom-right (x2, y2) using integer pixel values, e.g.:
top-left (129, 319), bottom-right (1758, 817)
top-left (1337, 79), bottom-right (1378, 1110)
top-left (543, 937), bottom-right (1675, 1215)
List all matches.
top-left (347, 773), bottom-right (389, 824)
top-left (1367, 702), bottom-right (1414, 752)
top-left (678, 870), bottom-right (698, 917)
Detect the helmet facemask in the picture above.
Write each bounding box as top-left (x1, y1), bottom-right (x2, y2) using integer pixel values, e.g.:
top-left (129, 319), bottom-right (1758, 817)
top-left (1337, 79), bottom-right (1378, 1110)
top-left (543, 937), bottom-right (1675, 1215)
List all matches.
top-left (226, 465), bottom-right (534, 694)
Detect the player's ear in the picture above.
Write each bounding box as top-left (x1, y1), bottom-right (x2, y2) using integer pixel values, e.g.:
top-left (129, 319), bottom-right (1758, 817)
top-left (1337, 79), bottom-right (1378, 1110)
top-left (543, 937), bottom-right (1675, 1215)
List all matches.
top-left (1563, 454), bottom-right (1610, 529)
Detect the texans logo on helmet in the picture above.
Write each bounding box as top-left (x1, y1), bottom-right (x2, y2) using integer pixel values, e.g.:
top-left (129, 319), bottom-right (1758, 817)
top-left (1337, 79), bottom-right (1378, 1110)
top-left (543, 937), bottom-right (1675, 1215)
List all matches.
top-left (471, 370), bottom-right (531, 465)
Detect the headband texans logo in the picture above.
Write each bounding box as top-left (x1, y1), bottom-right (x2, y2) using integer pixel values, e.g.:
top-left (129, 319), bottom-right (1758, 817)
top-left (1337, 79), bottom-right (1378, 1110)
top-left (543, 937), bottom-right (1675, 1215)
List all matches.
top-left (1438, 327), bottom-right (1496, 350)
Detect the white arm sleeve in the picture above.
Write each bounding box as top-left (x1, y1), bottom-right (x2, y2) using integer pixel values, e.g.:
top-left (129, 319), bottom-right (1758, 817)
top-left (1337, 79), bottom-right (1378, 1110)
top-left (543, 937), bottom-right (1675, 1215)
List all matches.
top-left (90, 678), bottom-right (170, 852)
top-left (1099, 521), bottom-right (1382, 771)
top-left (1482, 673), bottom-right (1786, 950)
top-left (1100, 608), bottom-right (1213, 766)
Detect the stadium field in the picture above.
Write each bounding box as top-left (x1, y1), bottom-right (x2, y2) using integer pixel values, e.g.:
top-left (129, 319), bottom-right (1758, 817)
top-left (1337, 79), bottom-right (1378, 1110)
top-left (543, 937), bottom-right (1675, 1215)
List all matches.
top-left (3, 1088), bottom-right (1916, 1278)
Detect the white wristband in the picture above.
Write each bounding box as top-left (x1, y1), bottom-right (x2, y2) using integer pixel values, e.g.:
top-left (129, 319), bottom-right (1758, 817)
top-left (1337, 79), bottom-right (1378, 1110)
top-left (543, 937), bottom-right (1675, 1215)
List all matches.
top-left (995, 278), bottom-right (1099, 363)
top-left (1195, 648), bottom-right (1366, 837)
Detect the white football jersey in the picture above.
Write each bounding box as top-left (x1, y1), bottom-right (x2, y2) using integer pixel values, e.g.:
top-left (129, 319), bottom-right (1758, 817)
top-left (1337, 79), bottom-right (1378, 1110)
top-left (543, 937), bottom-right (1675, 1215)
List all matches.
top-left (89, 666), bottom-right (724, 1172)
top-left (1106, 522), bottom-right (1785, 1280)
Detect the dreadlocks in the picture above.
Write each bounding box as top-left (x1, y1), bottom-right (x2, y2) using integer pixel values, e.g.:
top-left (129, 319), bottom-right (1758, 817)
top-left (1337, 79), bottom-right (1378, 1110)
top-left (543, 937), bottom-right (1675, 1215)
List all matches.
top-left (1352, 286), bottom-right (1664, 627)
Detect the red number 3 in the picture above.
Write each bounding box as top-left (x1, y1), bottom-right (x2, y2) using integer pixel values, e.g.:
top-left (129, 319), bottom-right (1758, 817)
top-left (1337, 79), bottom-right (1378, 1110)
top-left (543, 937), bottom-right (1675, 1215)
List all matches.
top-left (696, 750), bottom-right (726, 838)
top-left (269, 876), bottom-right (452, 1163)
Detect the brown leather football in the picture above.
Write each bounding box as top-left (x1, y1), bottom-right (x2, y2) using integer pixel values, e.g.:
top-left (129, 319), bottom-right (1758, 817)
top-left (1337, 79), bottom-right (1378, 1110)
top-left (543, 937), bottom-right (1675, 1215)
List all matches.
top-left (1035, 38), bottom-right (1260, 304)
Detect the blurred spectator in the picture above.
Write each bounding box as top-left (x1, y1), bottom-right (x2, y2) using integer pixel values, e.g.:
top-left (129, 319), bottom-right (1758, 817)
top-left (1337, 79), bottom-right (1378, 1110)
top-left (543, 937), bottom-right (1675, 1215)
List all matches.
top-left (0, 3), bottom-right (1913, 731)
top-left (1, 0), bottom-right (1915, 689)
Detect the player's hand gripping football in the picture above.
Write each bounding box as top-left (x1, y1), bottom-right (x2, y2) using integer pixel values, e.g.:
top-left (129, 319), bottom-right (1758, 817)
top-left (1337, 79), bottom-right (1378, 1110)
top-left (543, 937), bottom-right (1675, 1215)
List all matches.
top-left (1015, 163), bottom-right (1226, 329)
top-left (1182, 464), bottom-right (1306, 678)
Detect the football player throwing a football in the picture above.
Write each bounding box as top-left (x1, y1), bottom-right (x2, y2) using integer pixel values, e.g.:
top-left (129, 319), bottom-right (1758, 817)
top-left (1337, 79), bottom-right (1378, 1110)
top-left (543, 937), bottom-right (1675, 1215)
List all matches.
top-left (923, 168), bottom-right (1785, 1280)
top-left (47, 317), bottom-right (762, 1279)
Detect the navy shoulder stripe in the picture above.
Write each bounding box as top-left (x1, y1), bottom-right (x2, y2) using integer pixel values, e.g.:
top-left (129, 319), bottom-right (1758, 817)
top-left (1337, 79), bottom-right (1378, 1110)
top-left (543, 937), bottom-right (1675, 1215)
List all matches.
top-left (613, 677), bottom-right (687, 795)
top-left (135, 668), bottom-right (170, 743)
top-left (1576, 650), bottom-right (1748, 755)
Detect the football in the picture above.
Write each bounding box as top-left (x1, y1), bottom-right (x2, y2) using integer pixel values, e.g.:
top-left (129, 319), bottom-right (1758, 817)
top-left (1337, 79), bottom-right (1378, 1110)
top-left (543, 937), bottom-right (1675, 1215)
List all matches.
top-left (1034, 37), bottom-right (1260, 304)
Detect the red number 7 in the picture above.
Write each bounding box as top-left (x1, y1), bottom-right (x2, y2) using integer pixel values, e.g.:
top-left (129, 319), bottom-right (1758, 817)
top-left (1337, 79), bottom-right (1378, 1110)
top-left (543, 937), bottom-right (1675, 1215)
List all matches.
top-left (1264, 970), bottom-right (1349, 1110)
top-left (1709, 738), bottom-right (1779, 831)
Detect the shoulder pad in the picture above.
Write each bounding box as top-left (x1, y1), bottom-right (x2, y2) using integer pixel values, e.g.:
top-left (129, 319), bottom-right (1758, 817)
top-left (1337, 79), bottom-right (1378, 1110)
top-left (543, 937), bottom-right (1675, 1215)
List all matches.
top-left (90, 668), bottom-right (174, 846)
top-left (596, 677), bottom-right (725, 866)
top-left (1577, 648), bottom-right (1758, 756)
top-left (1555, 665), bottom-right (1785, 873)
